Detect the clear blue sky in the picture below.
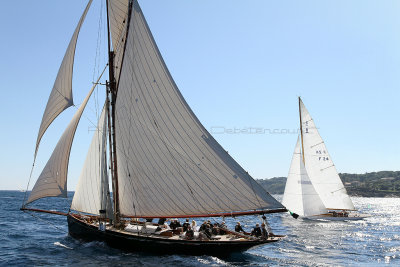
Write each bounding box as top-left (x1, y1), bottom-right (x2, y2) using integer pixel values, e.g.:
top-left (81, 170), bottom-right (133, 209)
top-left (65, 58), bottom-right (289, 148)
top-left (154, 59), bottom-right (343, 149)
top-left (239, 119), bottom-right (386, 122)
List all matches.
top-left (0, 0), bottom-right (399, 190)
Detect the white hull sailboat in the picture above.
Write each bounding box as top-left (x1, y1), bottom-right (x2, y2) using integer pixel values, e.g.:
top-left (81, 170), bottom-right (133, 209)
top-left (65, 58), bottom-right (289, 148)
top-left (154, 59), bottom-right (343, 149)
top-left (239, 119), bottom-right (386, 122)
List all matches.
top-left (282, 97), bottom-right (365, 221)
top-left (21, 0), bottom-right (287, 255)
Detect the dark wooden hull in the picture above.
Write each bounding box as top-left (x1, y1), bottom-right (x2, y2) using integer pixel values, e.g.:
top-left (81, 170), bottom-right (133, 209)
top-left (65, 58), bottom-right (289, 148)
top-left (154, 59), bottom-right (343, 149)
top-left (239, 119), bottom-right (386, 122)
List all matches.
top-left (67, 214), bottom-right (278, 256)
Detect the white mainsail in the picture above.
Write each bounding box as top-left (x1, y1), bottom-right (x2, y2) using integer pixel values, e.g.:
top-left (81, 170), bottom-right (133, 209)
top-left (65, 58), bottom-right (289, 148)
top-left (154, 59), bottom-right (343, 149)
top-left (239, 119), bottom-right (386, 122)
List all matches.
top-left (35, 0), bottom-right (93, 158)
top-left (71, 106), bottom-right (113, 218)
top-left (300, 99), bottom-right (355, 210)
top-left (114, 0), bottom-right (284, 218)
top-left (282, 137), bottom-right (327, 217)
top-left (27, 81), bottom-right (98, 204)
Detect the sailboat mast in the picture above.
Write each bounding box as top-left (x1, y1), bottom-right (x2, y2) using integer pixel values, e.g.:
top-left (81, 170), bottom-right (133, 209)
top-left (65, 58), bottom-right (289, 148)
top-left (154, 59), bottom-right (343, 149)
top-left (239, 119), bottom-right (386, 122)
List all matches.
top-left (106, 0), bottom-right (120, 226)
top-left (298, 97), bottom-right (306, 165)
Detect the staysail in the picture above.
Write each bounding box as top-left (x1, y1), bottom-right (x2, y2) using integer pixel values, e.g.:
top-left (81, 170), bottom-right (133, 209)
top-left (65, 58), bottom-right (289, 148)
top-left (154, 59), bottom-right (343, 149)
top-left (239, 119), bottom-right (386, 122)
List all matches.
top-left (282, 137), bottom-right (327, 217)
top-left (282, 137), bottom-right (304, 214)
top-left (26, 67), bottom-right (106, 205)
top-left (71, 105), bottom-right (113, 218)
top-left (113, 0), bottom-right (284, 218)
top-left (35, 0), bottom-right (93, 159)
top-left (299, 99), bottom-right (355, 210)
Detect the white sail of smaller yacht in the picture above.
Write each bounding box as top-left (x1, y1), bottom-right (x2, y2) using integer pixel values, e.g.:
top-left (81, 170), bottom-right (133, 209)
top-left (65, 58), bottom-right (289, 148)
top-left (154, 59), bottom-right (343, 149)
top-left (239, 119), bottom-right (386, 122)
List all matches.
top-left (71, 105), bottom-right (113, 218)
top-left (299, 99), bottom-right (355, 211)
top-left (282, 137), bottom-right (327, 217)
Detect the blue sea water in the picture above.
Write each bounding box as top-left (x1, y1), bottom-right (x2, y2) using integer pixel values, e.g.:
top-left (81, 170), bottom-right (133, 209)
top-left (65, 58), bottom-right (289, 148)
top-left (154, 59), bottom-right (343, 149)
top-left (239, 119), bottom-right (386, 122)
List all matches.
top-left (0, 191), bottom-right (399, 266)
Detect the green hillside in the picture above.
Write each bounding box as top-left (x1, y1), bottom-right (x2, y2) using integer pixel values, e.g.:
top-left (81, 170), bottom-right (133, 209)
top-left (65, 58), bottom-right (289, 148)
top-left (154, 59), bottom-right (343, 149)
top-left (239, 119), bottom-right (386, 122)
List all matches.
top-left (258, 171), bottom-right (400, 197)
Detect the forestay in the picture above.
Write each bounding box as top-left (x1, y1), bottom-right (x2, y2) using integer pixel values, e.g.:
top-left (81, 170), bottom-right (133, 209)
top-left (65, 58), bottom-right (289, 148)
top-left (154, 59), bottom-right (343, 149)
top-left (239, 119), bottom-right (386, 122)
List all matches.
top-left (114, 0), bottom-right (283, 218)
top-left (26, 73), bottom-right (102, 205)
top-left (300, 99), bottom-right (355, 210)
top-left (71, 106), bottom-right (113, 218)
top-left (35, 0), bottom-right (92, 158)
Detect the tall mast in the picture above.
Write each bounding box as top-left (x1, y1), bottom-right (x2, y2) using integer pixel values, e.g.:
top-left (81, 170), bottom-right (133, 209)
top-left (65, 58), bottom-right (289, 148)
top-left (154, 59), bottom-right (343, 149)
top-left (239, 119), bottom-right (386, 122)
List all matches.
top-left (106, 0), bottom-right (120, 226)
top-left (299, 97), bottom-right (306, 165)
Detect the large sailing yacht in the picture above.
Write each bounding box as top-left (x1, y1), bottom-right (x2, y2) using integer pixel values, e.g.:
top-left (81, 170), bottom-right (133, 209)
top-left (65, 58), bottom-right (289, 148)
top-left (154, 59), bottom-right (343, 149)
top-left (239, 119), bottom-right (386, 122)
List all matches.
top-left (21, 0), bottom-right (287, 255)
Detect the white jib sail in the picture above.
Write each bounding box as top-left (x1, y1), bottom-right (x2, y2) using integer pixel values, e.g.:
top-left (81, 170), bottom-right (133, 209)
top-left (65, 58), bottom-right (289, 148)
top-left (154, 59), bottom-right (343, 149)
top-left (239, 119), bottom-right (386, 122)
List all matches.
top-left (71, 105), bottom-right (113, 218)
top-left (282, 137), bottom-right (304, 215)
top-left (300, 99), bottom-right (355, 210)
top-left (35, 0), bottom-right (92, 158)
top-left (27, 80), bottom-right (98, 205)
top-left (282, 137), bottom-right (327, 217)
top-left (114, 0), bottom-right (284, 218)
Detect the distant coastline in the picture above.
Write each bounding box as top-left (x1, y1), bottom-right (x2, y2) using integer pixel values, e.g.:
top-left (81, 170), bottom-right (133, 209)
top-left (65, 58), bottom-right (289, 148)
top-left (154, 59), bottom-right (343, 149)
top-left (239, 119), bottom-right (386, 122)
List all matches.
top-left (258, 171), bottom-right (400, 197)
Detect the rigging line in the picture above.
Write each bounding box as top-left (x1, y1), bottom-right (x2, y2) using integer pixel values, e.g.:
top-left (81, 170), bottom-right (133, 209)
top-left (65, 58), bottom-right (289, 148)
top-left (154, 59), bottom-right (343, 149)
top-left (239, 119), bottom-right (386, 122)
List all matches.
top-left (320, 164), bottom-right (335, 171)
top-left (92, 0), bottom-right (104, 84)
top-left (22, 210), bottom-right (68, 234)
top-left (22, 163), bottom-right (35, 208)
top-left (310, 141), bottom-right (325, 148)
top-left (68, 65), bottom-right (109, 132)
top-left (133, 20), bottom-right (258, 207)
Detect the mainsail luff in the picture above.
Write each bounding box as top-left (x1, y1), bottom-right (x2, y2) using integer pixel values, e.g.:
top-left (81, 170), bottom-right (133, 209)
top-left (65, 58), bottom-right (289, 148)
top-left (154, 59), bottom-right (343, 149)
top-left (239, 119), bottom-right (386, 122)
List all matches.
top-left (34, 0), bottom-right (93, 159)
top-left (299, 97), bottom-right (306, 164)
top-left (299, 99), bottom-right (355, 210)
top-left (113, 0), bottom-right (284, 218)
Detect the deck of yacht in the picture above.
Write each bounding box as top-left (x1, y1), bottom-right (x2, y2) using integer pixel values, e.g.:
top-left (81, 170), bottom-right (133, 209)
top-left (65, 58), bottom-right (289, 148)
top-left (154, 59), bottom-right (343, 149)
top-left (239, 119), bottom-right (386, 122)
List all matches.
top-left (85, 220), bottom-right (280, 242)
